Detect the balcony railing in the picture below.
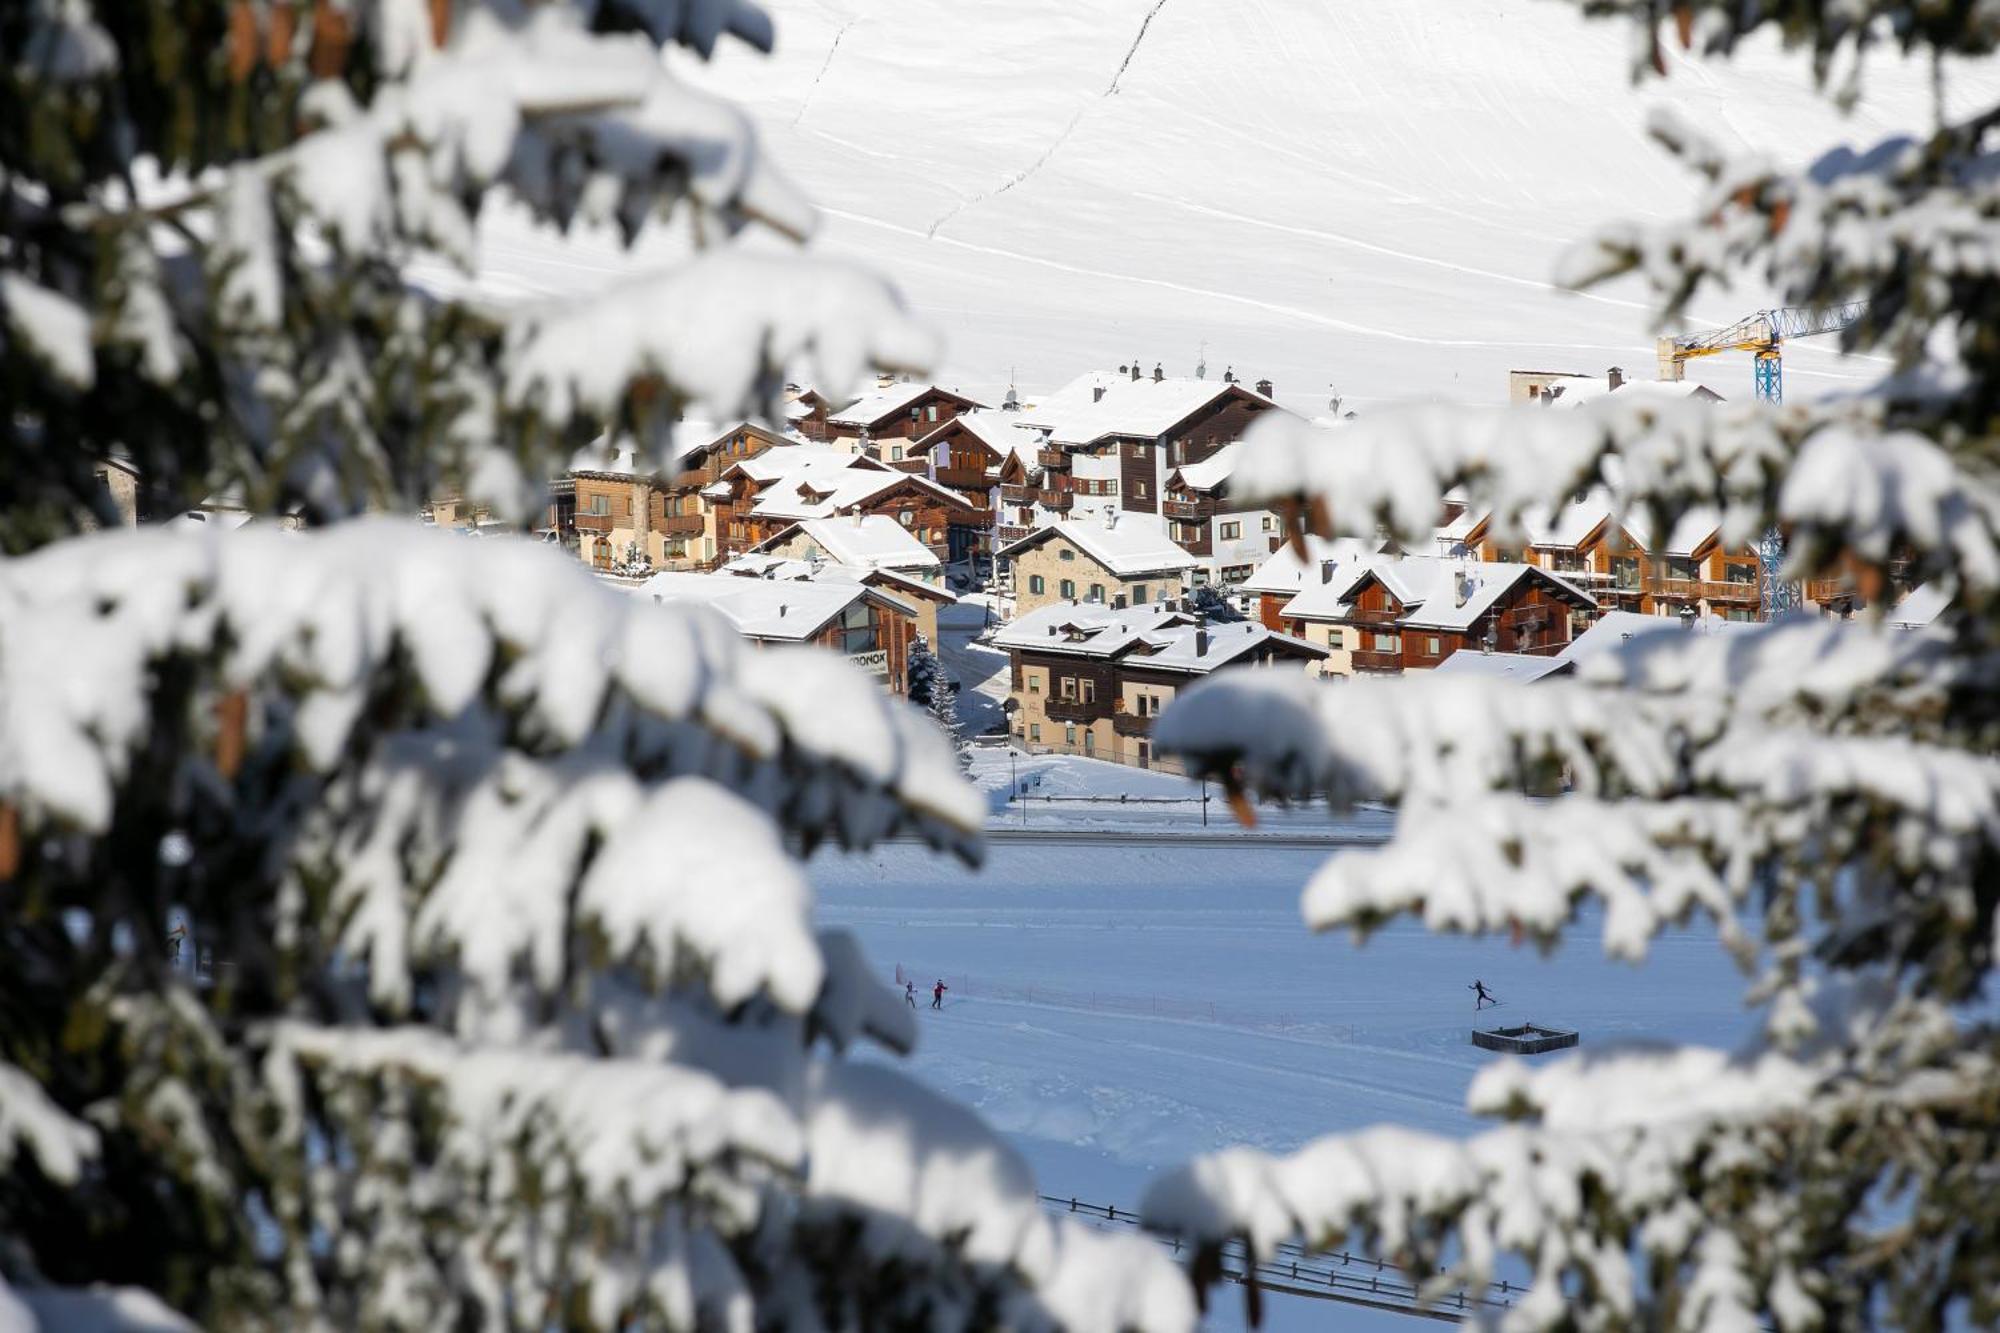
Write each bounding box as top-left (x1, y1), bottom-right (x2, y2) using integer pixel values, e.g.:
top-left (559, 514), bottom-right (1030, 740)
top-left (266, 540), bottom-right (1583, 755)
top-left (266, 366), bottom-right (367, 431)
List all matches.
top-left (1162, 498), bottom-right (1212, 521)
top-left (1343, 606), bottom-right (1401, 625)
top-left (1111, 710), bottom-right (1154, 737)
top-left (1650, 576), bottom-right (1760, 603)
top-left (656, 513), bottom-right (704, 536)
top-left (575, 512), bottom-right (616, 533)
top-left (995, 524), bottom-right (1034, 544)
top-left (1349, 648), bottom-right (1402, 674)
top-left (999, 483), bottom-right (1037, 505)
top-left (1043, 696), bottom-right (1108, 723)
top-left (1037, 447), bottom-right (1069, 469)
top-left (887, 457), bottom-right (929, 474)
top-left (1036, 489), bottom-right (1074, 511)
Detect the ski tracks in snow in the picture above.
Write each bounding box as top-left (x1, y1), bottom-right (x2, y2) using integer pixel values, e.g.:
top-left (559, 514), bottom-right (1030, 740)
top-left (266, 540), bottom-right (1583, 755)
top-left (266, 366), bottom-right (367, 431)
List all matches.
top-left (791, 17), bottom-right (855, 127)
top-left (927, 0), bottom-right (1170, 238)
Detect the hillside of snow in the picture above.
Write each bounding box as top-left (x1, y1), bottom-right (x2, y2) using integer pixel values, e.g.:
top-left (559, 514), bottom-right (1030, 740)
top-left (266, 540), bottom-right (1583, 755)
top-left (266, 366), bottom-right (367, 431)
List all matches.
top-left (475, 1), bottom-right (1997, 411)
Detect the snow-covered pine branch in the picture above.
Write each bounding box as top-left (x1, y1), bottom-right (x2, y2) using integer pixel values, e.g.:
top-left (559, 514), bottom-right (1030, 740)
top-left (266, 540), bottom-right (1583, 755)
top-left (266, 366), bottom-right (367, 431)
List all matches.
top-left (1138, 6), bottom-right (2000, 1327)
top-left (0, 523), bottom-right (1192, 1330)
top-left (0, 0), bottom-right (932, 535)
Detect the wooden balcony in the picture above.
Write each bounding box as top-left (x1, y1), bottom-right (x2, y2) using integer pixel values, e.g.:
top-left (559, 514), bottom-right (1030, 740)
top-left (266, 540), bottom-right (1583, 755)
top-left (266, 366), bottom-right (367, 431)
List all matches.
top-left (1343, 606), bottom-right (1401, 626)
top-left (1162, 498), bottom-right (1213, 522)
top-left (1650, 576), bottom-right (1759, 603)
top-left (999, 483), bottom-right (1037, 505)
top-left (1349, 648), bottom-right (1402, 674)
top-left (935, 466), bottom-right (990, 490)
top-left (1043, 696), bottom-right (1108, 723)
top-left (887, 457), bottom-right (929, 474)
top-left (1036, 489), bottom-right (1074, 511)
top-left (1111, 710), bottom-right (1154, 737)
top-left (995, 523), bottom-right (1034, 545)
top-left (1037, 447), bottom-right (1069, 469)
top-left (657, 513), bottom-right (704, 537)
top-left (575, 512), bottom-right (616, 533)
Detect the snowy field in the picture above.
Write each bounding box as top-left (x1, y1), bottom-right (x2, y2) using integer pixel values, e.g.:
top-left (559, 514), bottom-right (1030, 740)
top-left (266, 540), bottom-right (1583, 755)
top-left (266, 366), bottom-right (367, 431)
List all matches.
top-left (460, 2), bottom-right (2000, 412)
top-left (811, 838), bottom-right (1753, 1323)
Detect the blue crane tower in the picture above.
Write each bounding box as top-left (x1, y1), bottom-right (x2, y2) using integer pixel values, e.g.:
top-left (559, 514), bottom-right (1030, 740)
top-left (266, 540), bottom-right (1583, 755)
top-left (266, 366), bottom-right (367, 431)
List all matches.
top-left (1653, 303), bottom-right (1865, 615)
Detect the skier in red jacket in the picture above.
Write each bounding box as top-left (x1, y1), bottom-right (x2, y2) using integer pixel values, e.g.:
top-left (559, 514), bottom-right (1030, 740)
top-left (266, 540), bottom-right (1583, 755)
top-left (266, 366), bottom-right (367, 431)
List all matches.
top-left (932, 980), bottom-right (948, 1010)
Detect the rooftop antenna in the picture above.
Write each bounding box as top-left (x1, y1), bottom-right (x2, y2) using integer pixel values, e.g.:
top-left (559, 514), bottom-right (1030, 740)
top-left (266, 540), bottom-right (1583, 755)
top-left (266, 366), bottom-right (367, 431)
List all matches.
top-left (1196, 341), bottom-right (1208, 380)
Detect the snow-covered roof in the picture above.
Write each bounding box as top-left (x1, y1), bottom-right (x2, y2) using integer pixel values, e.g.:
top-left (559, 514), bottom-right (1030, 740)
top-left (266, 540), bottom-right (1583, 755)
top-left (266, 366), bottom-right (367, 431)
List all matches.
top-left (1282, 555), bottom-right (1595, 629)
top-left (1655, 506), bottom-right (1723, 558)
top-left (1167, 443), bottom-right (1242, 493)
top-left (1545, 376), bottom-right (1723, 409)
top-left (1432, 650), bottom-right (1574, 682)
top-left (1886, 582), bottom-right (1948, 628)
top-left (991, 603), bottom-right (1325, 674)
top-left (752, 516), bottom-right (941, 573)
top-left (635, 571), bottom-right (910, 642)
top-left (913, 409), bottom-right (1042, 460)
top-left (1557, 609), bottom-right (1756, 668)
top-left (1238, 537), bottom-right (1380, 596)
top-left (1016, 374), bottom-right (1276, 446)
top-left (728, 444), bottom-right (878, 483)
top-left (720, 554), bottom-right (957, 605)
top-left (750, 466), bottom-right (970, 523)
top-left (997, 516), bottom-right (1196, 577)
top-left (826, 383), bottom-right (982, 428)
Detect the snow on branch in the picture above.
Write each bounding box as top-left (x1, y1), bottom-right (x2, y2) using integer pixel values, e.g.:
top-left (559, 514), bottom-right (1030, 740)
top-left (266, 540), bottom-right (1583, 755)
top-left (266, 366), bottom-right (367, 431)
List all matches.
top-left (0, 1063), bottom-right (99, 1185)
top-left (0, 521), bottom-right (979, 851)
top-left (503, 252), bottom-right (937, 458)
top-left (1142, 1031), bottom-right (1997, 1329)
top-left (1232, 401), bottom-right (2000, 600)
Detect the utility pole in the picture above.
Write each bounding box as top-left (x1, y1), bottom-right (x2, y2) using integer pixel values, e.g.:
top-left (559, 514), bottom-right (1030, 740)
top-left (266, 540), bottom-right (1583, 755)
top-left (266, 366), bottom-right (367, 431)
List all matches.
top-left (1201, 776), bottom-right (1208, 827)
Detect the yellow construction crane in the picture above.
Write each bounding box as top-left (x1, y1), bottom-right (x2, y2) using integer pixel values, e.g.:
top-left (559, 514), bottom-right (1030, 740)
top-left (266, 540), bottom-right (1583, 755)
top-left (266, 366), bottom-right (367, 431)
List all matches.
top-left (1654, 302), bottom-right (1866, 405)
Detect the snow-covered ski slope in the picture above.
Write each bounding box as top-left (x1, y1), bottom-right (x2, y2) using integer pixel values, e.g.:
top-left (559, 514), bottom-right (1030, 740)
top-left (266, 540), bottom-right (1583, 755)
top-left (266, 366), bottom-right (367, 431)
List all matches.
top-left (476, 1), bottom-right (1999, 412)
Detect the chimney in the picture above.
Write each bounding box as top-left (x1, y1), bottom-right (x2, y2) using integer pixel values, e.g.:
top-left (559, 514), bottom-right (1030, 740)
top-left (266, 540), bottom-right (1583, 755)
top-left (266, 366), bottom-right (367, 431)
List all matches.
top-left (1223, 366), bottom-right (1236, 384)
top-left (779, 602), bottom-right (787, 617)
top-left (1004, 386), bottom-right (1020, 411)
top-left (1129, 360), bottom-right (1141, 382)
top-left (1152, 363), bottom-right (1164, 383)
top-left (1113, 593), bottom-right (1127, 610)
top-left (1608, 366), bottom-right (1625, 392)
top-left (1320, 559), bottom-right (1337, 584)
top-left (1093, 385), bottom-right (1106, 403)
top-left (1118, 364), bottom-right (1129, 375)
top-left (1255, 378), bottom-right (1274, 397)
top-left (1194, 611), bottom-right (1209, 658)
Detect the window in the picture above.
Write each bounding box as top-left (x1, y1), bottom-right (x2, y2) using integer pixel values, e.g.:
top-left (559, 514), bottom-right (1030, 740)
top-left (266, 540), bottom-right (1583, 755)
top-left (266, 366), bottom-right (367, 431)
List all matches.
top-left (898, 510), bottom-right (914, 526)
top-left (1080, 678), bottom-right (1096, 704)
top-left (1131, 584), bottom-right (1147, 604)
top-left (1612, 556), bottom-right (1642, 590)
top-left (1083, 729), bottom-right (1095, 754)
top-left (839, 603), bottom-right (879, 655)
top-left (1137, 741), bottom-right (1151, 769)
top-left (1261, 515), bottom-right (1275, 533)
top-left (585, 494), bottom-right (611, 516)
top-left (1065, 724), bottom-right (1077, 745)
top-left (1059, 578), bottom-right (1077, 599)
top-left (1135, 481), bottom-right (1148, 499)
top-left (1426, 636), bottom-right (1441, 656)
top-left (1029, 723), bottom-right (1041, 742)
top-left (1027, 671), bottom-right (1041, 694)
top-left (890, 445), bottom-right (905, 461)
top-left (1665, 556), bottom-right (1699, 581)
top-left (927, 404), bottom-right (940, 421)
top-left (1028, 574), bottom-right (1045, 594)
top-left (1725, 561), bottom-right (1756, 584)
top-left (1327, 629), bottom-right (1344, 650)
top-left (1219, 521), bottom-right (1242, 540)
top-left (1373, 631), bottom-right (1401, 652)
top-left (1088, 583), bottom-right (1105, 602)
top-left (1058, 675), bottom-right (1077, 701)
top-left (1058, 547), bottom-right (1075, 561)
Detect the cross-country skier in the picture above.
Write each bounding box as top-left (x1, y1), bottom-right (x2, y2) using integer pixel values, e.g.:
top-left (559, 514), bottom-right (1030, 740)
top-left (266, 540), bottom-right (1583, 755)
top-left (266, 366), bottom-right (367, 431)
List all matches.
top-left (932, 979), bottom-right (948, 1010)
top-left (1469, 979), bottom-right (1497, 1010)
top-left (905, 981), bottom-right (916, 1009)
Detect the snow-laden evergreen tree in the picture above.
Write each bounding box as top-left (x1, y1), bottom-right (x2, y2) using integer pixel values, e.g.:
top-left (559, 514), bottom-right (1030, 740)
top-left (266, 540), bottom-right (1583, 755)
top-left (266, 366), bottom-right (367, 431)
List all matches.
top-left (0, 3), bottom-right (1193, 1329)
top-left (906, 633), bottom-right (943, 709)
top-left (926, 673), bottom-right (972, 777)
top-left (1142, 6), bottom-right (2000, 1330)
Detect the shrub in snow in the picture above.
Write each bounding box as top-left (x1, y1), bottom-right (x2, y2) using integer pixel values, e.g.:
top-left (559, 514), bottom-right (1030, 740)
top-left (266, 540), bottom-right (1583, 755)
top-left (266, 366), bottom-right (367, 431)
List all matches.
top-left (0, 3), bottom-right (1191, 1330)
top-left (1144, 8), bottom-right (2000, 1331)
